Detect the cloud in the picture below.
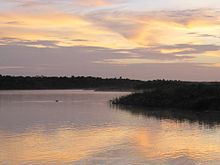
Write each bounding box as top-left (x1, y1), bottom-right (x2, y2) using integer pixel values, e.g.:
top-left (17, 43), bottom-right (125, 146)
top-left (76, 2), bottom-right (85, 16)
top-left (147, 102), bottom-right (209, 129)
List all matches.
top-left (59, 0), bottom-right (126, 8)
top-left (158, 44), bottom-right (220, 55)
top-left (1, 37), bottom-right (219, 66)
top-left (0, 0), bottom-right (125, 11)
top-left (91, 43), bottom-right (220, 66)
top-left (0, 38), bottom-right (58, 48)
top-left (1, 8), bottom-right (220, 49)
top-left (0, 3), bottom-right (220, 80)
top-left (86, 9), bottom-right (220, 47)
top-left (3, 21), bottom-right (21, 25)
top-left (1, 44), bottom-right (220, 80)
top-left (0, 66), bottom-right (25, 70)
top-left (72, 0), bottom-right (112, 7)
top-left (94, 58), bottom-right (186, 65)
top-left (0, 10), bottom-right (136, 49)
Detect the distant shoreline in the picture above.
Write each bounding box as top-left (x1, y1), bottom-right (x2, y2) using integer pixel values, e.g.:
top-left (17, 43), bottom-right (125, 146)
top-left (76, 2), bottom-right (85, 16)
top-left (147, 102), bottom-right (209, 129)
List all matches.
top-left (0, 75), bottom-right (142, 91)
top-left (1, 75), bottom-right (220, 91)
top-left (0, 89), bottom-right (130, 93)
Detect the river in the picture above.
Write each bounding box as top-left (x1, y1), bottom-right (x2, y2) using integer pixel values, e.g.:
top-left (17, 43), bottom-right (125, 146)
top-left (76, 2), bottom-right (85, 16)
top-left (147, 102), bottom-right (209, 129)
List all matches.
top-left (0, 90), bottom-right (220, 164)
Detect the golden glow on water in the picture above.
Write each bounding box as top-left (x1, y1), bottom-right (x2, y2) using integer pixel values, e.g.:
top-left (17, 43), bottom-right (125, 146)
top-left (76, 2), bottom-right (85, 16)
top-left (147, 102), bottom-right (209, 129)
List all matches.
top-left (0, 127), bottom-right (132, 164)
top-left (1, 123), bottom-right (220, 164)
top-left (134, 129), bottom-right (150, 148)
top-left (134, 121), bottom-right (220, 162)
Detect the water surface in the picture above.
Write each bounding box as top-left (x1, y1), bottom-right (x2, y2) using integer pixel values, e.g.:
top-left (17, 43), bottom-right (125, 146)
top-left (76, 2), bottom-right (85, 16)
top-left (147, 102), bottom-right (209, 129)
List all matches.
top-left (0, 90), bottom-right (220, 165)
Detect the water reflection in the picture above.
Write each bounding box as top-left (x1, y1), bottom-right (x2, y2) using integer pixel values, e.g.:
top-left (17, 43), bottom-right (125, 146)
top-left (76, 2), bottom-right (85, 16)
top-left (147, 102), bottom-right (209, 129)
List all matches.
top-left (0, 127), bottom-right (132, 164)
top-left (113, 104), bottom-right (220, 127)
top-left (0, 90), bottom-right (220, 165)
top-left (132, 124), bottom-right (220, 165)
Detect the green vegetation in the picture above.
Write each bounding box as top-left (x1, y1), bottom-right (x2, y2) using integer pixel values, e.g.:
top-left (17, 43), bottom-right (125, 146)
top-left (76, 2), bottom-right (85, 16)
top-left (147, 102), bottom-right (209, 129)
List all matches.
top-left (113, 81), bottom-right (220, 111)
top-left (0, 75), bottom-right (143, 91)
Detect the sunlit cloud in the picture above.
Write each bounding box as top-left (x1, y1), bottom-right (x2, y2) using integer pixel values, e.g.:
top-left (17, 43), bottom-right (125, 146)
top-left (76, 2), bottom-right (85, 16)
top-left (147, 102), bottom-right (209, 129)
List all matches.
top-left (88, 9), bottom-right (220, 46)
top-left (160, 48), bottom-right (195, 54)
top-left (94, 58), bottom-right (187, 65)
top-left (1, 8), bottom-right (220, 50)
top-left (72, 0), bottom-right (113, 7)
top-left (0, 11), bottom-right (136, 49)
top-left (210, 63), bottom-right (220, 68)
top-left (203, 50), bottom-right (220, 57)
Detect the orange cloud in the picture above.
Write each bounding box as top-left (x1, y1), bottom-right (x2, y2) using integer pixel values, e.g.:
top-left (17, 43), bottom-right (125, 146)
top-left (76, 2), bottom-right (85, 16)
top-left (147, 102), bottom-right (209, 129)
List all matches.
top-left (0, 11), bottom-right (135, 49)
top-left (160, 48), bottom-right (194, 54)
top-left (1, 9), bottom-right (220, 49)
top-left (93, 10), bottom-right (220, 46)
top-left (72, 0), bottom-right (113, 7)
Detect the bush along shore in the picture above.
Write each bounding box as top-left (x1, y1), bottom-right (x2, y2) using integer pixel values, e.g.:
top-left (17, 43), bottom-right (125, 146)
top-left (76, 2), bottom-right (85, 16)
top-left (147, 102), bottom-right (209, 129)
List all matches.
top-left (112, 83), bottom-right (220, 111)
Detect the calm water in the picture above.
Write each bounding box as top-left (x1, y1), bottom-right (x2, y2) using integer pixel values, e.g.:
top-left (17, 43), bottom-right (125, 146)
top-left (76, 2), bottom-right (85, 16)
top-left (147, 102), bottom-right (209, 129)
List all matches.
top-left (0, 90), bottom-right (220, 165)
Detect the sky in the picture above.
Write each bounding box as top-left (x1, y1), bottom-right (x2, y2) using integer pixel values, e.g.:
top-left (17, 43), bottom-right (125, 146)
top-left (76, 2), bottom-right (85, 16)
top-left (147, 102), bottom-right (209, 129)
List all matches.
top-left (0, 0), bottom-right (220, 80)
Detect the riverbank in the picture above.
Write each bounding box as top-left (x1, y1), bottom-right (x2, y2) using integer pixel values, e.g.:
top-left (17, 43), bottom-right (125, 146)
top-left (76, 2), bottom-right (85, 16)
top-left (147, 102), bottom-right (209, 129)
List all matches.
top-left (112, 83), bottom-right (220, 111)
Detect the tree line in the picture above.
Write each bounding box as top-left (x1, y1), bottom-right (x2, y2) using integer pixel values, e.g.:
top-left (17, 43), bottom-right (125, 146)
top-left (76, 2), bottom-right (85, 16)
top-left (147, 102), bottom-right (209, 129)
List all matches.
top-left (0, 75), bottom-right (143, 90)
